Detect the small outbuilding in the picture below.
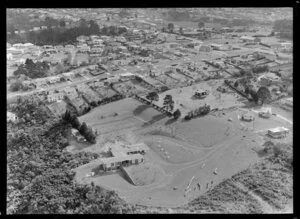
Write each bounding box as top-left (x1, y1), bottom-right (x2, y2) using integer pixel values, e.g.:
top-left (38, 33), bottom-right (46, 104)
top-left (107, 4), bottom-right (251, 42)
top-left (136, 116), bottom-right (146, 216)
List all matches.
top-left (259, 107), bottom-right (272, 118)
top-left (268, 127), bottom-right (289, 139)
top-left (241, 113), bottom-right (255, 122)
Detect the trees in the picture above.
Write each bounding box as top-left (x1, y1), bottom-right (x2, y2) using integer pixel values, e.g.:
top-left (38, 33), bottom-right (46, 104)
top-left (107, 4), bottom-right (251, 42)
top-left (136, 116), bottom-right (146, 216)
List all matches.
top-left (119, 9), bottom-right (130, 19)
top-left (198, 21), bottom-right (205, 29)
top-left (273, 19), bottom-right (292, 33)
top-left (167, 23), bottom-right (174, 33)
top-left (251, 65), bottom-right (269, 74)
top-left (257, 86), bottom-right (271, 104)
top-left (184, 105), bottom-right (210, 120)
top-left (179, 27), bottom-right (184, 35)
top-left (59, 20), bottom-right (66, 28)
top-left (13, 59), bottom-right (49, 79)
top-left (146, 92), bottom-right (159, 103)
top-left (163, 95), bottom-right (174, 112)
top-left (173, 109), bottom-right (181, 119)
top-left (249, 89), bottom-right (259, 103)
top-left (9, 80), bottom-right (24, 92)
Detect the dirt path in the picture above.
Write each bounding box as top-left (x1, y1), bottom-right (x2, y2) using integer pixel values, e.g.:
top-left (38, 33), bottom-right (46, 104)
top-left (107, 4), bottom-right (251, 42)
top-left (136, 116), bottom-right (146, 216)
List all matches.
top-left (231, 179), bottom-right (275, 213)
top-left (275, 114), bottom-right (293, 125)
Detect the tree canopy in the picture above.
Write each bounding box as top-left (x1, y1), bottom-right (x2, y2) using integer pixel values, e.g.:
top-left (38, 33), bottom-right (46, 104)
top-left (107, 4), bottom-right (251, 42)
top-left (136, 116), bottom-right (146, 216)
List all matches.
top-left (167, 23), bottom-right (174, 33)
top-left (146, 92), bottom-right (159, 103)
top-left (7, 97), bottom-right (132, 214)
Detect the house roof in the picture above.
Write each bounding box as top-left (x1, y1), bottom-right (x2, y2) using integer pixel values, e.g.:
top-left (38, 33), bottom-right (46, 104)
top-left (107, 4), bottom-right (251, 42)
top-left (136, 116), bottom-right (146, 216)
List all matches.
top-left (111, 143), bottom-right (149, 157)
top-left (268, 127), bottom-right (289, 133)
top-left (240, 36), bottom-right (255, 40)
top-left (99, 154), bottom-right (144, 165)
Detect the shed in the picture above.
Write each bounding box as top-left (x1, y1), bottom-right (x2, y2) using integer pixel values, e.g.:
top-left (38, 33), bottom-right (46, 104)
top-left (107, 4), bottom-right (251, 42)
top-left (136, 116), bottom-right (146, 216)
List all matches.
top-left (241, 113), bottom-right (255, 121)
top-left (259, 107), bottom-right (272, 118)
top-left (268, 127), bottom-right (289, 138)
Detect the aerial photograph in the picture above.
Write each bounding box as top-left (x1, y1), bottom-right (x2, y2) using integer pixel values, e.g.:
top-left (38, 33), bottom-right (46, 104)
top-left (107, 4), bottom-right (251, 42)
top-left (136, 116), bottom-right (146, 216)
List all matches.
top-left (7, 8), bottom-right (293, 214)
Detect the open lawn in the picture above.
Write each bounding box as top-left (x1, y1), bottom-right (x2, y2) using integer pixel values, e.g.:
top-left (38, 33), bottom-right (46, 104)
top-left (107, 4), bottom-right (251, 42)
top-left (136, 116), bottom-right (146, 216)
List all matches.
top-left (74, 84), bottom-right (292, 209)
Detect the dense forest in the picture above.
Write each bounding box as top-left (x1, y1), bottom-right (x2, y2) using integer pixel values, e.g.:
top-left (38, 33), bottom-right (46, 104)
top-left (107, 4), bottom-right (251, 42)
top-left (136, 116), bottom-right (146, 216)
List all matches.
top-left (273, 19), bottom-right (293, 40)
top-left (7, 96), bottom-right (135, 214)
top-left (7, 19), bottom-right (128, 45)
top-left (8, 19), bottom-right (101, 46)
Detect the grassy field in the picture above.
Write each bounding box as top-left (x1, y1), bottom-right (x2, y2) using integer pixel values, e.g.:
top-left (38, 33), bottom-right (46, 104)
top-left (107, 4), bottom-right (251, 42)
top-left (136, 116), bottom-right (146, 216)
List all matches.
top-left (74, 95), bottom-right (292, 209)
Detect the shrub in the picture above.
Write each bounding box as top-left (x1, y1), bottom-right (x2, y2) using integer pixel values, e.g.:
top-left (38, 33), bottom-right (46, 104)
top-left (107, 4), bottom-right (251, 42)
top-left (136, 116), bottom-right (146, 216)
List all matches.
top-left (10, 80), bottom-right (24, 92)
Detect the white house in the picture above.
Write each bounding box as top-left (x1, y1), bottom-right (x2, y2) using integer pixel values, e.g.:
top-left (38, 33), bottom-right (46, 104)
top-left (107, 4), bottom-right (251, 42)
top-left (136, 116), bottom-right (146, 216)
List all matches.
top-left (241, 113), bottom-right (255, 122)
top-left (259, 107), bottom-right (272, 118)
top-left (7, 53), bottom-right (13, 61)
top-left (77, 35), bottom-right (89, 43)
top-left (268, 127), bottom-right (289, 138)
top-left (65, 44), bottom-right (75, 49)
top-left (240, 36), bottom-right (256, 43)
top-left (7, 112), bottom-right (18, 123)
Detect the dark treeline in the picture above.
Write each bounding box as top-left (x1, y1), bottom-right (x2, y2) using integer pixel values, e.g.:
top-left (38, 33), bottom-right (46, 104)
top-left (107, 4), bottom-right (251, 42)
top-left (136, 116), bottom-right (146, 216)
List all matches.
top-left (23, 20), bottom-right (100, 46)
top-left (273, 19), bottom-right (293, 40)
top-left (8, 20), bottom-right (128, 45)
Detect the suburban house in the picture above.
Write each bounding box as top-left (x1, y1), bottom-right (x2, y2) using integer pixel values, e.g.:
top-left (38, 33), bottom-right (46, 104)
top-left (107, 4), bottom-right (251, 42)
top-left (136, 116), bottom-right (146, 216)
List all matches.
top-left (7, 53), bottom-right (13, 61)
top-left (47, 91), bottom-right (65, 103)
top-left (284, 97), bottom-right (293, 107)
top-left (259, 107), bottom-right (272, 118)
top-left (7, 112), bottom-right (18, 123)
top-left (258, 73), bottom-right (281, 86)
top-left (268, 127), bottom-right (289, 138)
top-left (194, 89), bottom-right (209, 99)
top-left (241, 113), bottom-right (255, 121)
top-left (77, 44), bottom-right (90, 53)
top-left (65, 44), bottom-right (75, 49)
top-left (77, 35), bottom-right (89, 43)
top-left (210, 43), bottom-right (223, 51)
top-left (240, 36), bottom-right (256, 43)
top-left (7, 47), bottom-right (24, 55)
top-left (120, 72), bottom-right (136, 80)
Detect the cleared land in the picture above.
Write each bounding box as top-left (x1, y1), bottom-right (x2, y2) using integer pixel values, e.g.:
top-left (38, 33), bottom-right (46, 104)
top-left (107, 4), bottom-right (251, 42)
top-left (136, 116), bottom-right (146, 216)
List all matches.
top-left (73, 93), bottom-right (292, 208)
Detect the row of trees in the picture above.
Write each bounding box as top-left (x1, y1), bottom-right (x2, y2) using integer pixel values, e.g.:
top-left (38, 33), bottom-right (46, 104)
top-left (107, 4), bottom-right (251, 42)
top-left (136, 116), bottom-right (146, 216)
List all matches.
top-left (63, 110), bottom-right (97, 144)
top-left (184, 104), bottom-right (211, 120)
top-left (144, 92), bottom-right (181, 119)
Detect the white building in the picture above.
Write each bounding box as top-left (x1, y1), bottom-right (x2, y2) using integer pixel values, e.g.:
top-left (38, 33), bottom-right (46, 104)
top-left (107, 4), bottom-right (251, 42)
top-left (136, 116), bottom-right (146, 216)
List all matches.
top-left (268, 127), bottom-right (289, 138)
top-left (259, 107), bottom-right (272, 118)
top-left (7, 53), bottom-right (13, 61)
top-left (240, 35), bottom-right (256, 43)
top-left (7, 112), bottom-right (18, 123)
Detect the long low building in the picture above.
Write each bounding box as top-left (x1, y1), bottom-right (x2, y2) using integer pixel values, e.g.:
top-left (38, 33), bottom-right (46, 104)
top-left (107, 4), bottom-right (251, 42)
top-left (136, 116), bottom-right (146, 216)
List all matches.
top-left (99, 154), bottom-right (144, 172)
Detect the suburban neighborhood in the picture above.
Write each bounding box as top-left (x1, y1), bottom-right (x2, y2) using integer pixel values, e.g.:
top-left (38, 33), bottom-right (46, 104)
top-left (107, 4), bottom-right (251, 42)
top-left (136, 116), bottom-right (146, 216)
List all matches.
top-left (7, 8), bottom-right (293, 214)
